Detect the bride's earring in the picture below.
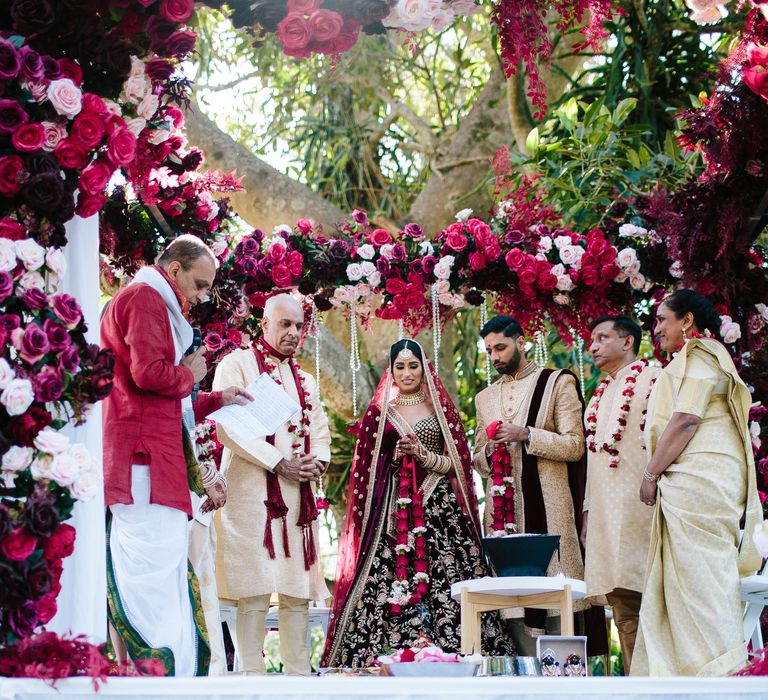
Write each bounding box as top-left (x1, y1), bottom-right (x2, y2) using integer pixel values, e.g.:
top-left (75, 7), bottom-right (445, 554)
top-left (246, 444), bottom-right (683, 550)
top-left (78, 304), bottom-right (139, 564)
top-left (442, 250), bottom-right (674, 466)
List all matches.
top-left (682, 326), bottom-right (689, 343)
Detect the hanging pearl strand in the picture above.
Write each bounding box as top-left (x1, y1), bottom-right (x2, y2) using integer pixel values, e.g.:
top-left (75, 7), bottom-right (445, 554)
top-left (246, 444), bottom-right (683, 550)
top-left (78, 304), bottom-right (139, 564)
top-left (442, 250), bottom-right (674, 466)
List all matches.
top-left (310, 306), bottom-right (321, 390)
top-left (534, 329), bottom-right (549, 368)
top-left (431, 283), bottom-right (442, 375)
top-left (349, 310), bottom-right (361, 417)
top-left (575, 332), bottom-right (586, 397)
top-left (398, 318), bottom-right (405, 341)
top-left (480, 292), bottom-right (491, 388)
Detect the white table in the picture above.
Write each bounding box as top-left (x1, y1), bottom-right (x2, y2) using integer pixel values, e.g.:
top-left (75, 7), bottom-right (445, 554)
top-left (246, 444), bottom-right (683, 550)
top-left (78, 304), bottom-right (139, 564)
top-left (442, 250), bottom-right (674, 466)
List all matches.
top-left (450, 576), bottom-right (587, 654)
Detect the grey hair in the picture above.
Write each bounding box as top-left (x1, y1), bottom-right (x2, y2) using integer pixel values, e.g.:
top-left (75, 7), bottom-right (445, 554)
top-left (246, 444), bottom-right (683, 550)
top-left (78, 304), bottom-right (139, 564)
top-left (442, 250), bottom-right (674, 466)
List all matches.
top-left (263, 293), bottom-right (302, 319)
top-left (156, 234), bottom-right (218, 270)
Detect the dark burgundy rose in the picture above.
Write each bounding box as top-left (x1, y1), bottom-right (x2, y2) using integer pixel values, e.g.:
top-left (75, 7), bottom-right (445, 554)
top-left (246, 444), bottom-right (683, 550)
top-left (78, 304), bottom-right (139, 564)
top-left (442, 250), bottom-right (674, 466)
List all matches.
top-left (505, 228), bottom-right (525, 244)
top-left (162, 31), bottom-right (197, 58)
top-left (402, 223), bottom-right (424, 240)
top-left (19, 323), bottom-right (50, 363)
top-left (145, 58), bottom-right (175, 81)
top-left (9, 406), bottom-right (52, 446)
top-left (0, 561), bottom-right (27, 606)
top-left (58, 344), bottom-right (80, 373)
top-left (313, 293), bottom-right (333, 312)
top-left (181, 149), bottom-right (203, 171)
top-left (8, 600), bottom-right (38, 637)
top-left (409, 259), bottom-right (424, 275)
top-left (391, 243), bottom-right (406, 262)
top-left (0, 40), bottom-right (20, 80)
top-left (25, 152), bottom-right (60, 176)
top-left (25, 557), bottom-right (53, 598)
top-left (41, 55), bottom-right (62, 80)
top-left (22, 172), bottom-right (67, 219)
top-left (376, 256), bottom-right (391, 275)
top-left (147, 15), bottom-right (177, 43)
top-left (11, 0), bottom-right (55, 34)
top-left (422, 255), bottom-right (437, 275)
top-left (328, 239), bottom-right (350, 261)
top-left (18, 46), bottom-right (44, 82)
top-left (464, 289), bottom-right (484, 306)
top-left (251, 0), bottom-right (287, 31)
top-left (0, 313), bottom-right (21, 334)
top-left (21, 288), bottom-right (48, 311)
top-left (35, 592), bottom-right (57, 624)
top-left (0, 270), bottom-right (12, 304)
top-left (0, 98), bottom-right (29, 135)
top-left (251, 228), bottom-right (266, 242)
top-left (42, 318), bottom-right (69, 351)
top-left (106, 39), bottom-right (133, 75)
top-left (33, 368), bottom-right (63, 402)
top-left (0, 505), bottom-right (11, 541)
top-left (235, 255), bottom-right (258, 277)
top-left (24, 495), bottom-right (60, 538)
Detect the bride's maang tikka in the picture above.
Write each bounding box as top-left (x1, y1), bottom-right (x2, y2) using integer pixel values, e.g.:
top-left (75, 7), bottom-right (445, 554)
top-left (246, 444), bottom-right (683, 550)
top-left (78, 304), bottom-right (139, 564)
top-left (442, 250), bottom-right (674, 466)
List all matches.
top-left (396, 340), bottom-right (415, 360)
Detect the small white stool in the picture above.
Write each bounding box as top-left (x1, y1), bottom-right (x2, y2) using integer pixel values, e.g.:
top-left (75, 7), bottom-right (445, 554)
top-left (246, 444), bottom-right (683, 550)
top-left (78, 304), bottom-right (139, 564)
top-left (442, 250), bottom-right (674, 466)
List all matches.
top-left (742, 571), bottom-right (768, 651)
top-left (450, 576), bottom-right (587, 654)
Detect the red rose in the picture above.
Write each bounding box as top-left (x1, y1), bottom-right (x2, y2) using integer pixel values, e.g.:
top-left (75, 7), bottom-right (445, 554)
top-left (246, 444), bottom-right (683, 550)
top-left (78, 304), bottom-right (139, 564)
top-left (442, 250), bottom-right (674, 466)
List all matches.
top-left (106, 126), bottom-right (137, 166)
top-left (600, 263), bottom-right (621, 281)
top-left (78, 159), bottom-right (114, 196)
top-left (287, 250), bottom-right (303, 276)
top-left (82, 93), bottom-right (108, 118)
top-left (35, 592), bottom-right (58, 624)
top-left (0, 154), bottom-right (23, 195)
top-left (518, 268), bottom-right (537, 286)
top-left (445, 232), bottom-right (467, 252)
top-left (162, 31), bottom-right (197, 58)
top-left (58, 58), bottom-right (83, 86)
top-left (43, 523), bottom-right (76, 560)
top-left (76, 190), bottom-right (107, 218)
top-left (466, 218), bottom-right (491, 239)
top-left (400, 649), bottom-right (416, 662)
top-left (267, 244), bottom-right (286, 263)
top-left (537, 272), bottom-right (558, 291)
top-left (9, 406), bottom-right (52, 445)
top-left (599, 247), bottom-right (617, 265)
top-left (505, 248), bottom-right (525, 269)
top-left (405, 292), bottom-right (425, 310)
top-left (271, 263), bottom-right (293, 287)
top-left (71, 111), bottom-right (106, 149)
top-left (308, 9), bottom-right (343, 42)
top-left (368, 228), bottom-right (392, 247)
top-left (159, 0), bottom-right (195, 23)
top-left (322, 18), bottom-right (360, 54)
top-left (580, 267), bottom-right (598, 286)
top-left (11, 122), bottom-right (46, 152)
top-left (0, 216), bottom-right (25, 240)
top-left (54, 138), bottom-right (89, 170)
top-left (1, 527), bottom-right (38, 561)
top-left (468, 251), bottom-right (486, 271)
top-left (277, 13), bottom-right (312, 56)
top-left (385, 278), bottom-right (407, 295)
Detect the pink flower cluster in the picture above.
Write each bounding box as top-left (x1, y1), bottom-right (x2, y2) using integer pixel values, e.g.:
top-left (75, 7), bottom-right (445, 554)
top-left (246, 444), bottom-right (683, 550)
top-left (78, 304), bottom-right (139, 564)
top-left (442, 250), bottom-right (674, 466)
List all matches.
top-left (277, 0), bottom-right (361, 58)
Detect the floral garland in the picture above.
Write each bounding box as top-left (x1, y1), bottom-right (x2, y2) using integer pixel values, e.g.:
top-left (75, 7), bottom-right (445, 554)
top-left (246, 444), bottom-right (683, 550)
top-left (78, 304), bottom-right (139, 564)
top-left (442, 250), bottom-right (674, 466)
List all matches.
top-left (485, 420), bottom-right (515, 535)
top-left (585, 359), bottom-right (648, 467)
top-left (389, 456), bottom-right (428, 614)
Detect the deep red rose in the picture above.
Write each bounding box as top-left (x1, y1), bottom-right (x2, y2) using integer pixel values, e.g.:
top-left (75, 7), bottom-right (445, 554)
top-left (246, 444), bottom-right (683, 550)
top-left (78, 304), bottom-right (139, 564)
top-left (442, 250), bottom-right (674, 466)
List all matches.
top-left (159, 0), bottom-right (195, 23)
top-left (324, 17), bottom-right (360, 54)
top-left (54, 138), bottom-right (89, 170)
top-left (287, 250), bottom-right (303, 276)
top-left (277, 13), bottom-right (312, 55)
top-left (600, 263), bottom-right (621, 281)
top-left (537, 272), bottom-right (558, 291)
top-left (518, 268), bottom-right (537, 285)
top-left (42, 523), bottom-right (76, 560)
top-left (399, 648), bottom-right (416, 662)
top-left (385, 278), bottom-right (407, 295)
top-left (368, 228), bottom-right (392, 247)
top-left (267, 244), bottom-right (286, 263)
top-left (0, 216), bottom-right (26, 240)
top-left (8, 600), bottom-right (38, 637)
top-left (468, 251), bottom-right (486, 271)
top-left (405, 292), bottom-right (425, 310)
top-left (505, 248), bottom-right (526, 268)
top-left (75, 190), bottom-right (107, 218)
top-left (35, 592), bottom-right (58, 624)
top-left (308, 9), bottom-right (343, 42)
top-left (11, 122), bottom-right (46, 152)
top-left (391, 243), bottom-right (406, 262)
top-left (78, 159), bottom-right (113, 196)
top-left (162, 30), bottom-right (197, 58)
top-left (145, 57), bottom-right (175, 81)
top-left (71, 111), bottom-right (106, 150)
top-left (271, 263), bottom-right (293, 287)
top-left (581, 268), bottom-right (598, 286)
top-left (599, 247), bottom-right (617, 265)
top-left (57, 58), bottom-right (83, 86)
top-left (1, 527), bottom-right (38, 561)
top-left (106, 126), bottom-right (137, 167)
top-left (9, 406), bottom-right (52, 445)
top-left (445, 231), bottom-right (468, 252)
top-left (0, 98), bottom-right (29, 135)
top-left (0, 154), bottom-right (23, 195)
top-left (467, 218), bottom-right (491, 239)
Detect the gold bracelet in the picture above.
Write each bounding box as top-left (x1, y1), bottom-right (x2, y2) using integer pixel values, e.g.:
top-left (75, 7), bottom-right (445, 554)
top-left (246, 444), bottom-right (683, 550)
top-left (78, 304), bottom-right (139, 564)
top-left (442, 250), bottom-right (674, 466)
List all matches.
top-left (643, 470), bottom-right (660, 483)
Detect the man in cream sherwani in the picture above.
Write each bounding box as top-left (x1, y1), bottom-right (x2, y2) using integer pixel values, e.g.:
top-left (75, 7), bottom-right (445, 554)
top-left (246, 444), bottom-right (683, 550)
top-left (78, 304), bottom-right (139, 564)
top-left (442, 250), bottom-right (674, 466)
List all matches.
top-left (212, 294), bottom-right (331, 675)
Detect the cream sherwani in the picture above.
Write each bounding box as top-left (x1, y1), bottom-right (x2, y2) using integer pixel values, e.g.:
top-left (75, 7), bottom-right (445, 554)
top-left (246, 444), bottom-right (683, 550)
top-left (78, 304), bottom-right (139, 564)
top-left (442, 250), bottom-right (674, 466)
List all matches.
top-left (474, 365), bottom-right (586, 608)
top-left (212, 348), bottom-right (331, 601)
top-left (583, 362), bottom-right (660, 601)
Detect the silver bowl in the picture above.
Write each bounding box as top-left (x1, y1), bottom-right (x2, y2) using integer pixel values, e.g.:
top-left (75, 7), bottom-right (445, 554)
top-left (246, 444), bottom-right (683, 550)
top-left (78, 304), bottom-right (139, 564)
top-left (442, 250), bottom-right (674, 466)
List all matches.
top-left (381, 661), bottom-right (481, 677)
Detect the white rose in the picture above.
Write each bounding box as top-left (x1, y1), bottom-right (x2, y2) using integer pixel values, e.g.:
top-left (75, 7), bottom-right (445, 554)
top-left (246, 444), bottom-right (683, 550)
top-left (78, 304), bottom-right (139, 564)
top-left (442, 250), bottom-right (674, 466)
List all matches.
top-left (0, 238), bottom-right (15, 272)
top-left (68, 443), bottom-right (93, 470)
top-left (1, 378), bottom-right (34, 416)
top-left (434, 263), bottom-right (451, 280)
top-left (537, 236), bottom-right (553, 253)
top-left (121, 75), bottom-right (148, 104)
top-left (550, 263), bottom-right (565, 277)
top-left (47, 78), bottom-right (82, 119)
top-left (556, 274), bottom-right (574, 292)
top-left (616, 247), bottom-right (638, 269)
top-left (626, 260), bottom-right (641, 276)
top-left (553, 235), bottom-right (571, 249)
top-left (438, 293), bottom-right (453, 306)
top-left (136, 93), bottom-right (160, 120)
top-left (30, 454), bottom-right (54, 480)
top-left (367, 271), bottom-right (382, 288)
top-left (669, 260), bottom-right (685, 279)
top-left (455, 208), bottom-right (473, 222)
top-left (618, 223), bottom-right (647, 238)
top-left (357, 244), bottom-right (375, 260)
top-left (333, 286), bottom-right (352, 304)
top-left (34, 427), bottom-right (71, 455)
top-left (629, 273), bottom-right (646, 290)
top-left (128, 55), bottom-right (146, 80)
top-left (756, 303), bottom-right (768, 321)
top-left (360, 261), bottom-right (376, 277)
top-left (753, 522), bottom-right (768, 559)
top-left (148, 128), bottom-right (171, 146)
top-left (346, 263), bottom-right (363, 282)
top-left (211, 240), bottom-right (229, 259)
top-left (103, 99), bottom-right (122, 117)
top-left (0, 358), bottom-right (15, 390)
top-left (721, 321), bottom-right (741, 344)
top-left (124, 116), bottom-right (147, 137)
top-left (272, 224), bottom-right (292, 236)
top-left (690, 5), bottom-right (724, 24)
top-left (559, 246), bottom-right (580, 266)
top-left (17, 270), bottom-right (45, 291)
top-left (15, 239), bottom-right (46, 271)
top-left (48, 451), bottom-right (80, 487)
top-left (355, 283), bottom-right (370, 298)
top-left (45, 247), bottom-right (67, 279)
top-left (2, 445), bottom-right (33, 473)
top-left (70, 464), bottom-right (99, 500)
top-left (554, 293), bottom-right (570, 305)
top-left (418, 241), bottom-right (435, 256)
top-left (433, 279), bottom-right (450, 294)
top-left (380, 244), bottom-right (394, 259)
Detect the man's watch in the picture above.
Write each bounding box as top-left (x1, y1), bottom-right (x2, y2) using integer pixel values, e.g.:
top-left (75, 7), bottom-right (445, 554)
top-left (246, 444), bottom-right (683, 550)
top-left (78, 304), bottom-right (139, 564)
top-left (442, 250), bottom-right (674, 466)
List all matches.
top-left (524, 427), bottom-right (531, 443)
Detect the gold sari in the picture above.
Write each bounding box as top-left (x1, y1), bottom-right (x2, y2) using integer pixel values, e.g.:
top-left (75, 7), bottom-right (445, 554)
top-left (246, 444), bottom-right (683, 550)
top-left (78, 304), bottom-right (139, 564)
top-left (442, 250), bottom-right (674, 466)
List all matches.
top-left (632, 339), bottom-right (762, 676)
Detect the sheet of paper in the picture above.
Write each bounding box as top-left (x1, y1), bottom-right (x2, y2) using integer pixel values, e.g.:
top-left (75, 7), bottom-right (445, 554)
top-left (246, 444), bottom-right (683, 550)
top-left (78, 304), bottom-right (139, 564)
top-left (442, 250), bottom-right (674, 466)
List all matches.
top-left (206, 372), bottom-right (300, 440)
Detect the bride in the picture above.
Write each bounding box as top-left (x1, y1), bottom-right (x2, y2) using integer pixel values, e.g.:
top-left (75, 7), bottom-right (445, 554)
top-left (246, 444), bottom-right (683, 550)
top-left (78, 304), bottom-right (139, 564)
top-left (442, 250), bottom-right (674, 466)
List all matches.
top-left (322, 339), bottom-right (513, 668)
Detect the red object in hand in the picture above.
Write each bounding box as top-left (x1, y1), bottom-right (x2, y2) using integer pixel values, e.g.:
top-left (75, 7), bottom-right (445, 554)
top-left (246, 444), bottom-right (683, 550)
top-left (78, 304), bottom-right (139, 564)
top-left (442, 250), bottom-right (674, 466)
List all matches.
top-left (486, 420), bottom-right (502, 440)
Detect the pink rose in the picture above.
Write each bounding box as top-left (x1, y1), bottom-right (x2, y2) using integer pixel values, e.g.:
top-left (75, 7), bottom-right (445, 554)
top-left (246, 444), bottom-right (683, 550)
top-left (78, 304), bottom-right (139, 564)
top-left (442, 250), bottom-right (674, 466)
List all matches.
top-left (41, 121), bottom-right (67, 151)
top-left (324, 18), bottom-right (360, 54)
top-left (11, 122), bottom-right (46, 152)
top-left (267, 243), bottom-right (286, 263)
top-left (277, 13), bottom-right (313, 56)
top-left (51, 292), bottom-right (83, 328)
top-left (1, 527), bottom-right (38, 561)
top-left (71, 111), bottom-right (106, 149)
top-left (742, 44), bottom-right (768, 102)
top-left (35, 593), bottom-right (58, 625)
top-left (309, 9), bottom-right (344, 42)
top-left (34, 368), bottom-right (63, 402)
top-left (272, 264), bottom-right (293, 287)
top-left (369, 228), bottom-right (393, 246)
top-left (81, 93), bottom-right (108, 118)
top-left (106, 126), bottom-right (137, 166)
top-left (445, 231), bottom-right (467, 252)
top-left (78, 159), bottom-right (114, 196)
top-left (287, 250), bottom-right (303, 276)
top-left (75, 191), bottom-right (107, 218)
top-left (159, 0), bottom-right (195, 23)
top-left (18, 323), bottom-right (50, 363)
top-left (54, 139), bottom-right (89, 170)
top-left (468, 251), bottom-right (486, 271)
top-left (505, 248), bottom-right (526, 269)
top-left (296, 218), bottom-right (313, 234)
top-left (47, 78), bottom-right (82, 118)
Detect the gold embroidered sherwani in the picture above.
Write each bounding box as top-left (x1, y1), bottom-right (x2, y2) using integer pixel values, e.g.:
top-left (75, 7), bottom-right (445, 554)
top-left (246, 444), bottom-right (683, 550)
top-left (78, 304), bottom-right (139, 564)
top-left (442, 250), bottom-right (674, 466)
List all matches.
top-left (583, 362), bottom-right (661, 602)
top-left (212, 348), bottom-right (331, 602)
top-left (473, 364), bottom-right (587, 614)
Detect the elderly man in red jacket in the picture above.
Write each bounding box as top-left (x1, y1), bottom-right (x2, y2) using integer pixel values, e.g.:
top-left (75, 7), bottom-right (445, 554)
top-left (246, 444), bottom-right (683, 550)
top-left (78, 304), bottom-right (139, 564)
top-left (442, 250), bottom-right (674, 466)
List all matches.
top-left (102, 234), bottom-right (249, 676)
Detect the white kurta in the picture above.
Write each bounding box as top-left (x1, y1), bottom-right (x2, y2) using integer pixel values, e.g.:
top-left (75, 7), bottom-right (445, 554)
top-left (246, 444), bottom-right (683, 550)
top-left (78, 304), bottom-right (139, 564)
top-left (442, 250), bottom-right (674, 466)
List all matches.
top-left (212, 348), bottom-right (331, 602)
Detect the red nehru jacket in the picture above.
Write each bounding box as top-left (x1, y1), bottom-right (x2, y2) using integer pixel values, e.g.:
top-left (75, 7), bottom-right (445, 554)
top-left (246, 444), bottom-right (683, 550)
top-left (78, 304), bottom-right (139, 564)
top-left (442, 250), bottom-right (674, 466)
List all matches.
top-left (101, 266), bottom-right (221, 516)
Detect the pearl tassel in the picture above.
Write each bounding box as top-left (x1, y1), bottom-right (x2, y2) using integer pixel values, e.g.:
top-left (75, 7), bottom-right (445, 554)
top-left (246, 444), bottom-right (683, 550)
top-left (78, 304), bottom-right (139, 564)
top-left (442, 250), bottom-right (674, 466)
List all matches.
top-left (431, 283), bottom-right (442, 375)
top-left (310, 306), bottom-right (321, 393)
top-left (350, 310), bottom-right (361, 417)
top-left (574, 330), bottom-right (586, 397)
top-left (398, 318), bottom-right (405, 341)
top-left (480, 292), bottom-right (491, 387)
top-left (534, 329), bottom-right (549, 368)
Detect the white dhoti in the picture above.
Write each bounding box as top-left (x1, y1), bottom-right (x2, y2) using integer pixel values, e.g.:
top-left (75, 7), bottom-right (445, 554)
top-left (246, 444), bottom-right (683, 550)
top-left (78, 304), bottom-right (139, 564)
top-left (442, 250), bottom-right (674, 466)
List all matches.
top-left (108, 466), bottom-right (197, 677)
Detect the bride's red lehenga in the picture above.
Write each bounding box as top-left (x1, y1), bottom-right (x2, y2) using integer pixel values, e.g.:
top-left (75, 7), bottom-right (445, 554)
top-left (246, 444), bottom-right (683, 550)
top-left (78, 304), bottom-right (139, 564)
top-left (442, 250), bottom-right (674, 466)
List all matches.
top-left (323, 342), bottom-right (514, 668)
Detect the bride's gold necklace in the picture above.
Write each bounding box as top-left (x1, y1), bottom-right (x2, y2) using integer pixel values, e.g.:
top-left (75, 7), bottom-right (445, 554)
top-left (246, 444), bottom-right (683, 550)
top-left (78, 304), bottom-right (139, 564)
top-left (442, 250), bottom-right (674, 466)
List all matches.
top-left (395, 388), bottom-right (426, 406)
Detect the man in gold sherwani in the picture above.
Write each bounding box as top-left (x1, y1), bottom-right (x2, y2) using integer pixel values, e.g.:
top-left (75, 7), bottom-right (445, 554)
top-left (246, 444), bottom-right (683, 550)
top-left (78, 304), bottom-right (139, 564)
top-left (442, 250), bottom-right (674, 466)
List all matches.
top-left (473, 316), bottom-right (602, 656)
top-left (212, 294), bottom-right (331, 675)
top-left (583, 315), bottom-right (660, 674)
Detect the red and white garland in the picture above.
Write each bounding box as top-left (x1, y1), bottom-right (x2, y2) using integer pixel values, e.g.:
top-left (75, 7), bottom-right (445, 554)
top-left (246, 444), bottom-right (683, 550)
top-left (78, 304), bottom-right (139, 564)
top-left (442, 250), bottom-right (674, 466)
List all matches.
top-left (585, 359), bottom-right (648, 468)
top-left (388, 456), bottom-right (429, 614)
top-left (486, 420), bottom-right (516, 535)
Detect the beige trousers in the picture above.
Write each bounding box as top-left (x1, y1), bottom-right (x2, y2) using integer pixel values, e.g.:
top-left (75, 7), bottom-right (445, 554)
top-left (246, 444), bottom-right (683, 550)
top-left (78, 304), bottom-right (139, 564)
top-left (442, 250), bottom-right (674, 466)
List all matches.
top-left (236, 593), bottom-right (310, 675)
top-left (606, 588), bottom-right (642, 675)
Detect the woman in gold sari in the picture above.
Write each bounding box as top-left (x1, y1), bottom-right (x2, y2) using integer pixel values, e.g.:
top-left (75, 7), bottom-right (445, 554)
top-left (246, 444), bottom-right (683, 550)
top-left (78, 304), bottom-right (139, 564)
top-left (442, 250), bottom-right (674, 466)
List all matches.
top-left (632, 289), bottom-right (762, 676)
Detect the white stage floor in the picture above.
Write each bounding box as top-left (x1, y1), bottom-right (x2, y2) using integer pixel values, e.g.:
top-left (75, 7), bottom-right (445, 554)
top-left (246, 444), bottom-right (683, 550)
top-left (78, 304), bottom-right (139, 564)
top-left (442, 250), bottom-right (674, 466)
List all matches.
top-left (2, 675), bottom-right (768, 700)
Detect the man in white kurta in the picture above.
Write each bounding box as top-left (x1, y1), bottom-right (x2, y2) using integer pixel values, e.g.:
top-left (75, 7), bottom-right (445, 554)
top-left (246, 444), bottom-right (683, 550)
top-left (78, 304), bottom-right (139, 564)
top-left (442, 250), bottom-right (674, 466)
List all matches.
top-left (212, 295), bottom-right (331, 675)
top-left (583, 315), bottom-right (659, 674)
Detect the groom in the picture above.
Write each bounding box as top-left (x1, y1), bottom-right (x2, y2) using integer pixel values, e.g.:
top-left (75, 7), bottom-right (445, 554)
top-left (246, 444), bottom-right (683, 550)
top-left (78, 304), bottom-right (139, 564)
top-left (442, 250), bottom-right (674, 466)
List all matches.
top-left (473, 315), bottom-right (605, 656)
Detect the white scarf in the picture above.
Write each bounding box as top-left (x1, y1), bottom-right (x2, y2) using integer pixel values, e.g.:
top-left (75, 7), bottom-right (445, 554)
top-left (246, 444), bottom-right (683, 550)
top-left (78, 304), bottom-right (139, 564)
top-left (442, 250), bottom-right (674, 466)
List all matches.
top-left (129, 266), bottom-right (194, 416)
